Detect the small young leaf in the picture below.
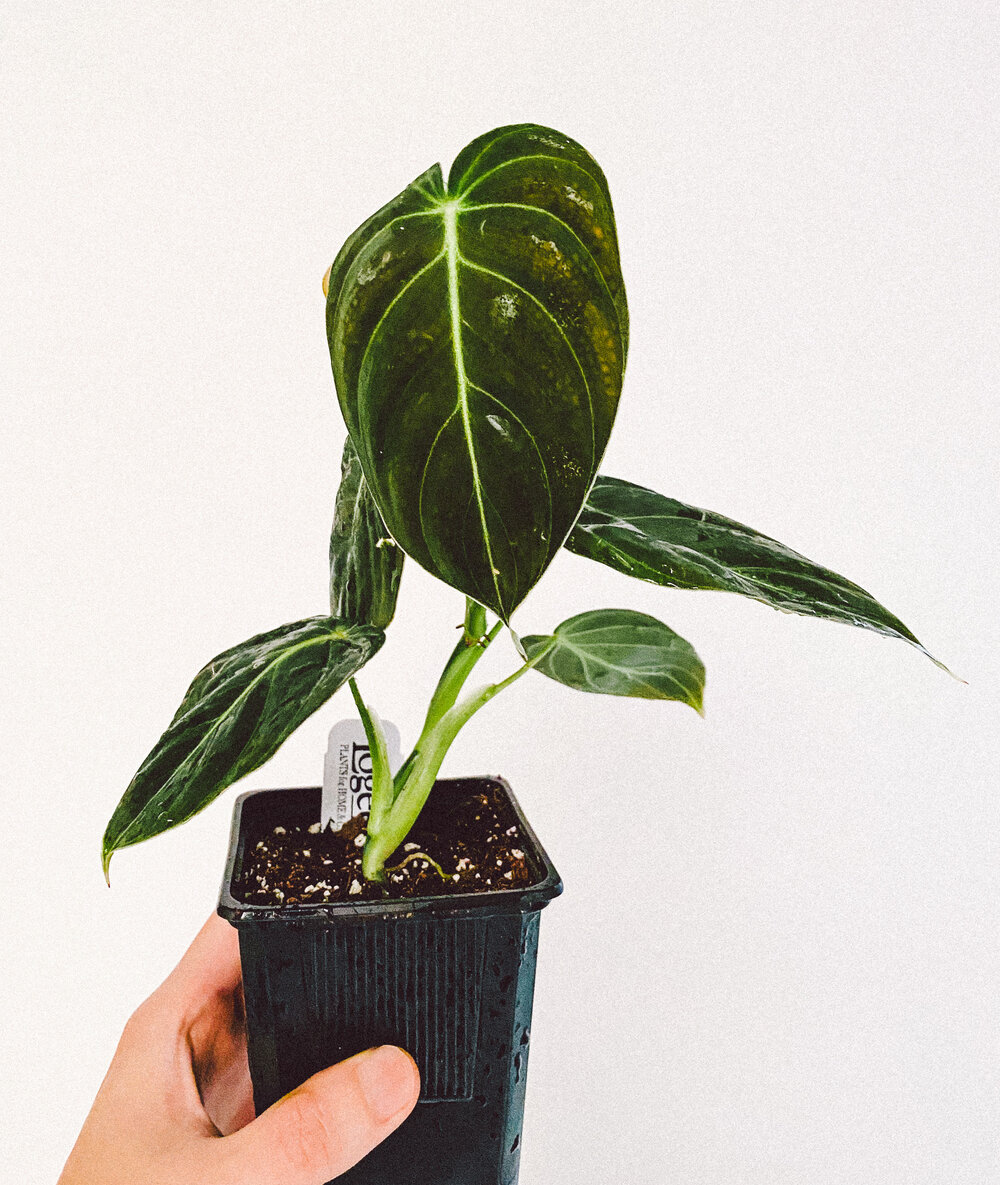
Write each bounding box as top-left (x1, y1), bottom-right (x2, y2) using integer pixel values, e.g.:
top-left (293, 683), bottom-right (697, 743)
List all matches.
top-left (329, 436), bottom-right (404, 629)
top-left (567, 476), bottom-right (946, 670)
top-left (349, 678), bottom-right (394, 832)
top-left (522, 609), bottom-right (705, 712)
top-left (327, 124), bottom-right (628, 621)
top-left (102, 617), bottom-right (384, 876)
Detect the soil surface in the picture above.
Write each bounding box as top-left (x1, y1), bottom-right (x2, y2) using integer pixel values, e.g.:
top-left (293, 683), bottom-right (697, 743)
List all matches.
top-left (238, 782), bottom-right (539, 904)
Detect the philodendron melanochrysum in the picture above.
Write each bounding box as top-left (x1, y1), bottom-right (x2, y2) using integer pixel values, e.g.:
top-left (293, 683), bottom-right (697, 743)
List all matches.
top-left (103, 122), bottom-right (946, 884)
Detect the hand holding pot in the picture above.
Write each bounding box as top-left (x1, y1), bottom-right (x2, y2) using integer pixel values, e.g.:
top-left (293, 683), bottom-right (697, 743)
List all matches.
top-left (58, 914), bottom-right (420, 1185)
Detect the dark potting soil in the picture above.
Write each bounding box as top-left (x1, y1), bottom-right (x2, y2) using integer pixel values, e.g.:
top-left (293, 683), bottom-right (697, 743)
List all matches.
top-left (238, 782), bottom-right (539, 904)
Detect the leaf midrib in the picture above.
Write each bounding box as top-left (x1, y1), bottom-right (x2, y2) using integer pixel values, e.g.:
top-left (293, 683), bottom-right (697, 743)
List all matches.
top-left (551, 634), bottom-right (702, 700)
top-left (343, 178), bottom-right (622, 618)
top-left (116, 626), bottom-right (360, 847)
top-left (443, 200), bottom-right (504, 615)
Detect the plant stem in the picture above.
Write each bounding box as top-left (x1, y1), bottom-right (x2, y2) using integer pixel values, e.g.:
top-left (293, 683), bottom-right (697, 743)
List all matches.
top-left (464, 596), bottom-right (487, 643)
top-left (360, 628), bottom-right (554, 881)
top-left (418, 606), bottom-right (502, 736)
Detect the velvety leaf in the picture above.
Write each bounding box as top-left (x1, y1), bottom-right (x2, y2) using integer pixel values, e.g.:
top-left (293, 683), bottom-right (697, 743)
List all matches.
top-left (566, 476), bottom-right (945, 669)
top-left (103, 617), bottom-right (384, 875)
top-left (447, 123), bottom-right (629, 355)
top-left (522, 609), bottom-right (705, 712)
top-left (326, 123), bottom-right (627, 621)
top-left (329, 435), bottom-right (404, 629)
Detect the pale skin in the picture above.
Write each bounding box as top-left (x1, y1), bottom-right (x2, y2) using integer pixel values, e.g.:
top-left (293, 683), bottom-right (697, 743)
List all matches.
top-left (59, 914), bottom-right (420, 1185)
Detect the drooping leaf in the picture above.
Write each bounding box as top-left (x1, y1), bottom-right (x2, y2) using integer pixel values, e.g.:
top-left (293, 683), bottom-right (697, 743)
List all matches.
top-left (329, 435), bottom-right (404, 629)
top-left (326, 123), bottom-right (628, 621)
top-left (103, 617), bottom-right (384, 876)
top-left (566, 476), bottom-right (946, 670)
top-left (522, 609), bottom-right (705, 712)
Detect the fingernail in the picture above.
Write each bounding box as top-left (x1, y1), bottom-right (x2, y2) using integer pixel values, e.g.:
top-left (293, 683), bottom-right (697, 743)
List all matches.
top-left (356, 1045), bottom-right (419, 1122)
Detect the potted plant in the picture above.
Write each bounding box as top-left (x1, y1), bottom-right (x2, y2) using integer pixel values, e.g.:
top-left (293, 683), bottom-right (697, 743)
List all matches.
top-left (102, 123), bottom-right (945, 1185)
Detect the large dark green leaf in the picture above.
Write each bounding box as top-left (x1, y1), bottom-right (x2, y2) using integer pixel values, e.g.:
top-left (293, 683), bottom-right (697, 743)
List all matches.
top-left (522, 609), bottom-right (705, 712)
top-left (102, 617), bottom-right (383, 876)
top-left (566, 476), bottom-right (945, 669)
top-left (447, 124), bottom-right (629, 354)
top-left (326, 123), bottom-right (628, 621)
top-left (329, 436), bottom-right (404, 629)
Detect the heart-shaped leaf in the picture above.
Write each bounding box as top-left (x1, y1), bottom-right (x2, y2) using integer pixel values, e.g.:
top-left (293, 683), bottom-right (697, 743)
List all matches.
top-left (522, 609), bottom-right (705, 712)
top-left (326, 123), bottom-right (628, 621)
top-left (102, 617), bottom-right (384, 876)
top-left (329, 436), bottom-right (404, 629)
top-left (566, 476), bottom-right (946, 670)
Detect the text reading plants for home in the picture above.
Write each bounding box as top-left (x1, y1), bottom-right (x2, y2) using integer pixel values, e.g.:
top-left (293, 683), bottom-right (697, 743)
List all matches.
top-left (103, 123), bottom-right (944, 886)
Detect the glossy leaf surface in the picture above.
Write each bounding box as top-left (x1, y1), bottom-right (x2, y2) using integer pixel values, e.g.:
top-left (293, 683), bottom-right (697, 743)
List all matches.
top-left (327, 123), bottom-right (627, 621)
top-left (522, 609), bottom-right (705, 712)
top-left (102, 617), bottom-right (384, 874)
top-left (329, 436), bottom-right (404, 629)
top-left (567, 476), bottom-right (944, 668)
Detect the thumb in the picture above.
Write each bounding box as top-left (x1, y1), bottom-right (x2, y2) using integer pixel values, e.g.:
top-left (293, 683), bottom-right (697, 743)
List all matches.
top-left (215, 1046), bottom-right (419, 1185)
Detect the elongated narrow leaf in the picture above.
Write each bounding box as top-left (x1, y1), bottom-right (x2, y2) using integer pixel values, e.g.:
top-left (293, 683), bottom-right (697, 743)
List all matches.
top-left (103, 617), bottom-right (384, 875)
top-left (567, 476), bottom-right (945, 669)
top-left (348, 679), bottom-right (393, 833)
top-left (522, 609), bottom-right (705, 712)
top-left (329, 436), bottom-right (404, 629)
top-left (327, 123), bottom-right (628, 621)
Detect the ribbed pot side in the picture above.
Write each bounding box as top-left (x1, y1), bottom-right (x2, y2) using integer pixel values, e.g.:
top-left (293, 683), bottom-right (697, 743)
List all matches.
top-left (218, 778), bottom-right (562, 1185)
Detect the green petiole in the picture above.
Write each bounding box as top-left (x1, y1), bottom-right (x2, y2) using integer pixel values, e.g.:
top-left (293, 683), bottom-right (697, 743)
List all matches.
top-left (354, 598), bottom-right (552, 882)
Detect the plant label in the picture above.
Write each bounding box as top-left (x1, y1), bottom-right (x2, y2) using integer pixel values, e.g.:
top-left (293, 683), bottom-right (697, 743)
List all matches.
top-left (321, 717), bottom-right (402, 830)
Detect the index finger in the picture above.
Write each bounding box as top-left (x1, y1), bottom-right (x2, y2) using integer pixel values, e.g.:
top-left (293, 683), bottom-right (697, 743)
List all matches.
top-left (156, 913), bottom-right (243, 1013)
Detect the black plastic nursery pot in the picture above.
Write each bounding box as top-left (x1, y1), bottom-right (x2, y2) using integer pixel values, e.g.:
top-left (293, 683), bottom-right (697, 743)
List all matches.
top-left (218, 777), bottom-right (562, 1185)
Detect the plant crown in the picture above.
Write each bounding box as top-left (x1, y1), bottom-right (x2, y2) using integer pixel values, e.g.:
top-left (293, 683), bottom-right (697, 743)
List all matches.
top-left (103, 123), bottom-right (944, 884)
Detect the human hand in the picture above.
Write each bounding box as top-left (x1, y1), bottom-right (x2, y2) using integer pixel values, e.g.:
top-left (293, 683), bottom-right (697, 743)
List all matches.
top-left (58, 914), bottom-right (420, 1185)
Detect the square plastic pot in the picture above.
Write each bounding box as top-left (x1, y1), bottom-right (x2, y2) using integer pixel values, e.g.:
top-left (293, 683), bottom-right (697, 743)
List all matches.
top-left (217, 777), bottom-right (562, 1185)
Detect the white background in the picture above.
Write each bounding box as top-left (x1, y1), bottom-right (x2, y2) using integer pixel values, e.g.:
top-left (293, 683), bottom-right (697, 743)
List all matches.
top-left (2, 3), bottom-right (997, 1182)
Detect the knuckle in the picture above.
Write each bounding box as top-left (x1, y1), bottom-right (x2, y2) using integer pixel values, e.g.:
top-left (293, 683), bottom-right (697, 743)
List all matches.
top-left (120, 997), bottom-right (159, 1044)
top-left (276, 1091), bottom-right (345, 1175)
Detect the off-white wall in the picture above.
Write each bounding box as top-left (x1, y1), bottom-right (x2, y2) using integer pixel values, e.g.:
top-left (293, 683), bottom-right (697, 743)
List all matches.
top-left (2, 3), bottom-right (997, 1182)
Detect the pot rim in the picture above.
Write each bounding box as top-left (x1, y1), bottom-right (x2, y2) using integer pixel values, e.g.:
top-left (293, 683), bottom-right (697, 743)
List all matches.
top-left (218, 776), bottom-right (562, 927)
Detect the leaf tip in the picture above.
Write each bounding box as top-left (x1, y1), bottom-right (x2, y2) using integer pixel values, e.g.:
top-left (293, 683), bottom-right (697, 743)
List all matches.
top-left (938, 661), bottom-right (966, 684)
top-left (911, 639), bottom-right (963, 682)
top-left (933, 654), bottom-right (964, 683)
top-left (101, 845), bottom-right (113, 886)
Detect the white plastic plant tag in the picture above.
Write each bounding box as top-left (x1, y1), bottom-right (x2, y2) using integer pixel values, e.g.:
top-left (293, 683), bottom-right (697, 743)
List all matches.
top-left (321, 717), bottom-right (402, 830)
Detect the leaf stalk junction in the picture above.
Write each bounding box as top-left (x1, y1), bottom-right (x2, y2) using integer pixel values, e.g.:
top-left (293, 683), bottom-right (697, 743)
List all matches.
top-left (352, 598), bottom-right (551, 882)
